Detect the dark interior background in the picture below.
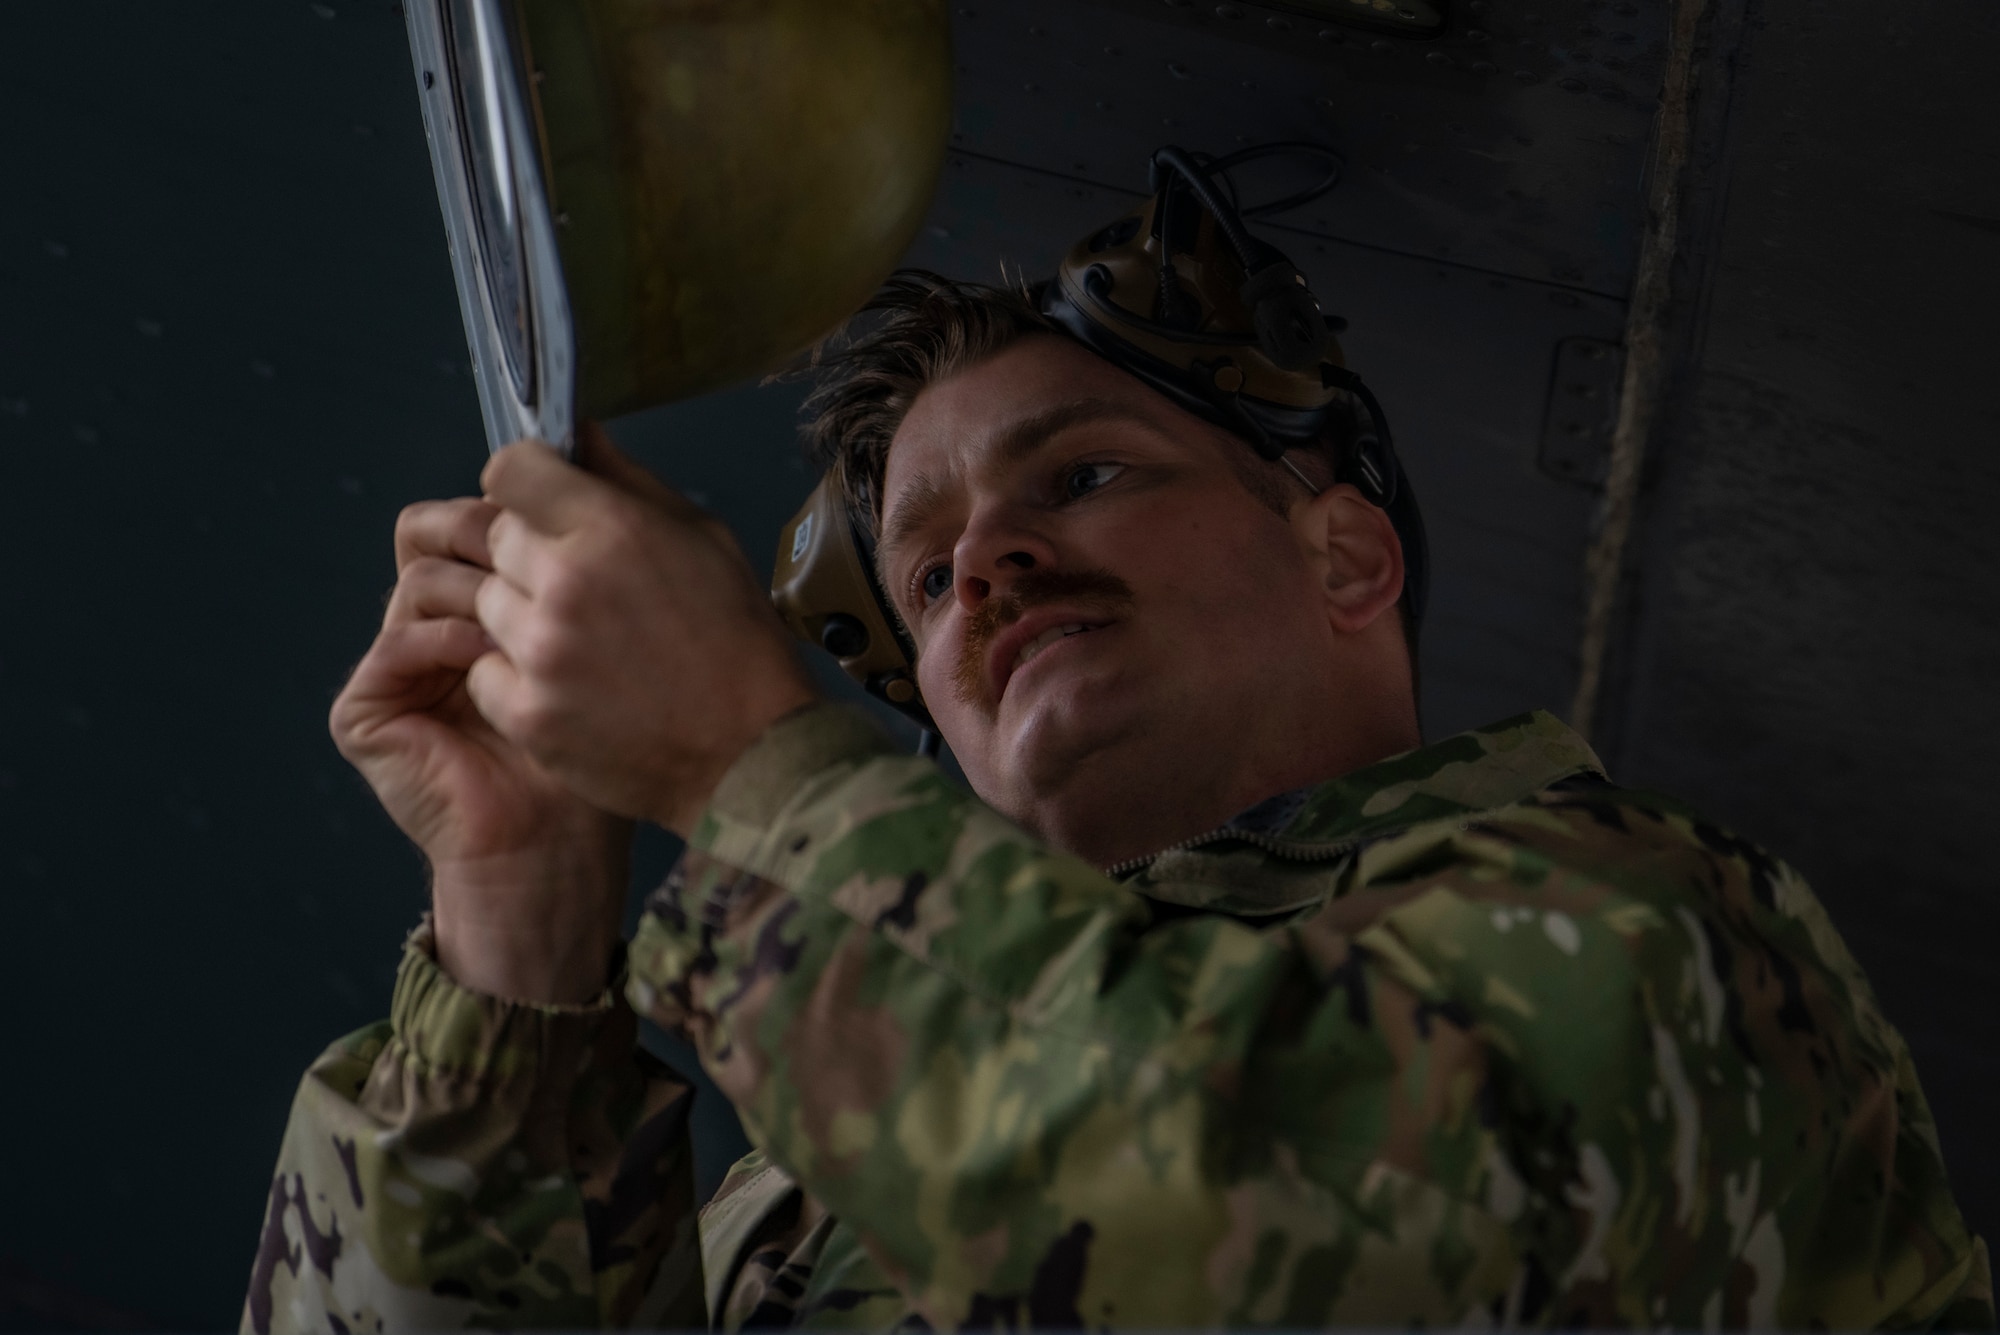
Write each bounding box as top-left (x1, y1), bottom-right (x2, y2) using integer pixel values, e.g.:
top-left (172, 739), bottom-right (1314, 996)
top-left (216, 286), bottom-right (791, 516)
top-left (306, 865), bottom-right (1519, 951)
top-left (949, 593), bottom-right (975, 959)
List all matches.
top-left (0, 0), bottom-right (1993, 1328)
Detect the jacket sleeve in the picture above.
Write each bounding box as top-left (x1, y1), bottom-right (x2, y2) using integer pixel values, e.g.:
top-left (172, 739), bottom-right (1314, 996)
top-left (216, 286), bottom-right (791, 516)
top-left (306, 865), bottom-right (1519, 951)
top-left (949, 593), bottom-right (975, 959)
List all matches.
top-left (624, 705), bottom-right (1523, 1329)
top-left (242, 920), bottom-right (705, 1334)
top-left (627, 704), bottom-right (1993, 1332)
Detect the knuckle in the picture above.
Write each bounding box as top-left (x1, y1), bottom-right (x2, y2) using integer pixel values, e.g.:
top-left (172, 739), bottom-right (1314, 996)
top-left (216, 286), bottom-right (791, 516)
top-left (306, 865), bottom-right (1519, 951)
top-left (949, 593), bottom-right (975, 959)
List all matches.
top-left (508, 690), bottom-right (561, 750)
top-left (540, 560), bottom-right (596, 620)
top-left (598, 497), bottom-right (649, 545)
top-left (404, 554), bottom-right (450, 588)
top-left (514, 620), bottom-right (568, 677)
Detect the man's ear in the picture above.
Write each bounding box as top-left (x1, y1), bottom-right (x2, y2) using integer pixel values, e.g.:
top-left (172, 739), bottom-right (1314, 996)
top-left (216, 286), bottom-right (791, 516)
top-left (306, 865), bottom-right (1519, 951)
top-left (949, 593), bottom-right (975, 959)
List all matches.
top-left (1291, 483), bottom-right (1405, 634)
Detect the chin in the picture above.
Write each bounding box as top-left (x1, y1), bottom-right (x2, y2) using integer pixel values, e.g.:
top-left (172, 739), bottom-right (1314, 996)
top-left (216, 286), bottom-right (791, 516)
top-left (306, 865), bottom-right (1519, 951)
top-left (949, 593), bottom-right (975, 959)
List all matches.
top-left (993, 673), bottom-right (1150, 799)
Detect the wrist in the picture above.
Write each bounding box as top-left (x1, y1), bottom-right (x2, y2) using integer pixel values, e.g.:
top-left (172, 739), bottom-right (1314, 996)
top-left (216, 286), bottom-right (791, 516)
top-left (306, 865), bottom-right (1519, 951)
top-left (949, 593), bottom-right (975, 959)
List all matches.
top-left (657, 677), bottom-right (823, 837)
top-left (429, 845), bottom-right (627, 1005)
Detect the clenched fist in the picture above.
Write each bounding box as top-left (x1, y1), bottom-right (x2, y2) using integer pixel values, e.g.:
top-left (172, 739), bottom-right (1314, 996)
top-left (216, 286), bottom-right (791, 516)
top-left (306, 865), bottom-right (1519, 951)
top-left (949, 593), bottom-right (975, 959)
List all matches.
top-left (330, 492), bottom-right (632, 1004)
top-left (468, 424), bottom-right (820, 837)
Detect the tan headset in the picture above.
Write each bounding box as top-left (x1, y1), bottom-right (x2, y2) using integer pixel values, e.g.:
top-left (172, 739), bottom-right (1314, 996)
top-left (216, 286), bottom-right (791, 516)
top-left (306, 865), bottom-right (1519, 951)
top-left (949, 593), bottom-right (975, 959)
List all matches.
top-left (771, 143), bottom-right (1427, 728)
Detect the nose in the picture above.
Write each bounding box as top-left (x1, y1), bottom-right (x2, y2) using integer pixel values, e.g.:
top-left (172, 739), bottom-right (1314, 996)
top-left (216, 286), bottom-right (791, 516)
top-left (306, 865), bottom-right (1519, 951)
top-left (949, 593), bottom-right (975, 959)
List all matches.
top-left (952, 496), bottom-right (1057, 612)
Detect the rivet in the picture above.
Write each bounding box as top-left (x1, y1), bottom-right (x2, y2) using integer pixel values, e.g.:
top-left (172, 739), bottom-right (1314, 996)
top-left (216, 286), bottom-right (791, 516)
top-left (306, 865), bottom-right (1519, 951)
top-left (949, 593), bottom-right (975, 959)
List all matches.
top-left (1213, 364), bottom-right (1245, 392)
top-left (1427, 50), bottom-right (1451, 64)
top-left (1215, 3), bottom-right (1243, 16)
top-left (1317, 26), bottom-right (1344, 40)
top-left (1167, 60), bottom-right (1193, 77)
top-left (1371, 39), bottom-right (1395, 54)
top-left (1472, 60), bottom-right (1496, 73)
top-left (885, 679), bottom-right (917, 704)
top-left (1267, 15), bottom-right (1293, 28)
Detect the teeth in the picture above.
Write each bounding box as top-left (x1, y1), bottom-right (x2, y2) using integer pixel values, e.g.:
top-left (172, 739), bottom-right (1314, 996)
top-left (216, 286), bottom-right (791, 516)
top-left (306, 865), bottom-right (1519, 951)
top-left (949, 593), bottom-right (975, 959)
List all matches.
top-left (1013, 624), bottom-right (1091, 677)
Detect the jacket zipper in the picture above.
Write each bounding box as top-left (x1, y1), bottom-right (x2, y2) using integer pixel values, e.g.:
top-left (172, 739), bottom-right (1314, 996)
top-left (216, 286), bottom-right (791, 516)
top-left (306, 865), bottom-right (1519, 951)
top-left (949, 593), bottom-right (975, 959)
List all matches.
top-left (1104, 828), bottom-right (1366, 878)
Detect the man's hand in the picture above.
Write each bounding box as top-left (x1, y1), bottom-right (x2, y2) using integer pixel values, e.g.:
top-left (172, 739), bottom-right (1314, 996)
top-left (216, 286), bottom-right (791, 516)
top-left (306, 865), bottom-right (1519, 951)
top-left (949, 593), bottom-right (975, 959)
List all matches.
top-left (330, 494), bottom-right (630, 1004)
top-left (468, 424), bottom-right (820, 835)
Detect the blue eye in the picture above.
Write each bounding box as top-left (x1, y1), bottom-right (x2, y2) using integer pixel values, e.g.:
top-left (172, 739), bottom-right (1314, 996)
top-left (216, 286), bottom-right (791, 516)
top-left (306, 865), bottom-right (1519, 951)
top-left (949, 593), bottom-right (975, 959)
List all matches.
top-left (1065, 461), bottom-right (1123, 499)
top-left (920, 563), bottom-right (954, 602)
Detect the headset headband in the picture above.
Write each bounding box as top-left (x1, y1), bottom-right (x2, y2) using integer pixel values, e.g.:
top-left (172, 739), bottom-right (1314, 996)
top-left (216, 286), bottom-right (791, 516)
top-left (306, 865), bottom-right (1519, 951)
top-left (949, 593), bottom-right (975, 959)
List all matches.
top-left (771, 143), bottom-right (1428, 727)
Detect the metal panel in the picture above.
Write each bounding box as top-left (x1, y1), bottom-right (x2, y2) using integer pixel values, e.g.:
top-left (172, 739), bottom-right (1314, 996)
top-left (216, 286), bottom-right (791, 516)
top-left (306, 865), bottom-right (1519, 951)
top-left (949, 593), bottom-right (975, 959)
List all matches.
top-left (950, 0), bottom-right (1668, 293)
top-left (1538, 335), bottom-right (1625, 485)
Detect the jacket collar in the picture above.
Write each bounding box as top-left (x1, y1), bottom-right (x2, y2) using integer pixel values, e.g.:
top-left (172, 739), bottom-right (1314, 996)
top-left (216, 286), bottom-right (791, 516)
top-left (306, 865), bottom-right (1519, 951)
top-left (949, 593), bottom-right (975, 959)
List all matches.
top-left (1262, 708), bottom-right (1607, 847)
top-left (1116, 711), bottom-right (1606, 894)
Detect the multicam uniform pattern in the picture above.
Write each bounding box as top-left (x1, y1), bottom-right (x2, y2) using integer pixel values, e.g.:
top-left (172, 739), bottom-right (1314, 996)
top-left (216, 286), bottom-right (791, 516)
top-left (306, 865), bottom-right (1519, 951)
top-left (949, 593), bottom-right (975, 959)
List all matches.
top-left (246, 705), bottom-right (1993, 1331)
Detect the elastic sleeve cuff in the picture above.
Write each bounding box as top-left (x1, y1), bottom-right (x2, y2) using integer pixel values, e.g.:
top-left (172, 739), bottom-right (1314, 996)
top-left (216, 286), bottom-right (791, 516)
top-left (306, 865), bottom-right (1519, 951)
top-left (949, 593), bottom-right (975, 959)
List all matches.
top-left (391, 917), bottom-right (635, 1079)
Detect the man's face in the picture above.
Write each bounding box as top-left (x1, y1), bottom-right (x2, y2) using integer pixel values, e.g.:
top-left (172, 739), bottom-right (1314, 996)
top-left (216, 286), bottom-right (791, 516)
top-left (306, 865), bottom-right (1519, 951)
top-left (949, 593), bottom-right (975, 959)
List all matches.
top-left (878, 334), bottom-right (1359, 836)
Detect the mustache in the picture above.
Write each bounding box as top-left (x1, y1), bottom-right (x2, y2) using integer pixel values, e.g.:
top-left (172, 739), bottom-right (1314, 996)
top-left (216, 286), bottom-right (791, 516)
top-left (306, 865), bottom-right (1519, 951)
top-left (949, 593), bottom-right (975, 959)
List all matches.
top-left (952, 566), bottom-right (1134, 708)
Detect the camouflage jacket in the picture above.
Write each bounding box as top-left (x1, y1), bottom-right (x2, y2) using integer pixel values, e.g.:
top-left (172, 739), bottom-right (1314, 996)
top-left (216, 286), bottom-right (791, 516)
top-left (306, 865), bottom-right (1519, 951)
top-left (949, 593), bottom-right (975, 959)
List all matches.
top-left (246, 705), bottom-right (1992, 1331)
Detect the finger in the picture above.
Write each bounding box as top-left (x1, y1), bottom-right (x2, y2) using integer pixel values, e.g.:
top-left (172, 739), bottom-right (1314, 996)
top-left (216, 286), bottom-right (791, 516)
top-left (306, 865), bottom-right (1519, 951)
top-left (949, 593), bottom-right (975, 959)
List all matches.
top-left (481, 439), bottom-right (612, 537)
top-left (394, 497), bottom-right (500, 571)
top-left (464, 646), bottom-right (530, 744)
top-left (484, 509), bottom-right (563, 598)
top-left (332, 617), bottom-right (495, 748)
top-left (473, 570), bottom-right (539, 664)
top-left (383, 557), bottom-right (488, 628)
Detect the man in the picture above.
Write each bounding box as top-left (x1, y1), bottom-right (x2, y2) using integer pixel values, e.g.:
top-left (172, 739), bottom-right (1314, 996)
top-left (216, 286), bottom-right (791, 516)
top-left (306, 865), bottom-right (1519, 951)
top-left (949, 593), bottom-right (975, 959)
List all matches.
top-left (245, 272), bottom-right (1991, 1331)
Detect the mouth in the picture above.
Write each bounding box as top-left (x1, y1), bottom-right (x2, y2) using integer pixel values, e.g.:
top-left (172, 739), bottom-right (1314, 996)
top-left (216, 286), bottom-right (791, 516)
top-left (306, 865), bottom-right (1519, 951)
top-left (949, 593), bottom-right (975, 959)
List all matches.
top-left (987, 612), bottom-right (1111, 703)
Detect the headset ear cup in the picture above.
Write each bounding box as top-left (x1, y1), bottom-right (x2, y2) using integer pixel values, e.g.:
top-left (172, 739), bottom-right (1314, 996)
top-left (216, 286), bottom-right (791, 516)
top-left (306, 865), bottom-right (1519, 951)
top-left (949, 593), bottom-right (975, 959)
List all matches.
top-left (770, 479), bottom-right (933, 727)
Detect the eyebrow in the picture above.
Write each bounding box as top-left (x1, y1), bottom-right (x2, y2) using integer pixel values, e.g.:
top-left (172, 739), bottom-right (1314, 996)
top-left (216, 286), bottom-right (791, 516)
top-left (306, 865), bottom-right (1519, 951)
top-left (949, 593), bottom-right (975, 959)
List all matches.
top-left (876, 397), bottom-right (1144, 581)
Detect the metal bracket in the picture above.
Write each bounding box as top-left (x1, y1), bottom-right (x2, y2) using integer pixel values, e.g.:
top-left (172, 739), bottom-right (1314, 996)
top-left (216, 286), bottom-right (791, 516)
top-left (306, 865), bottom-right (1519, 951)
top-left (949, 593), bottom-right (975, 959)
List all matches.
top-left (1538, 336), bottom-right (1625, 488)
top-left (405, 0), bottom-right (575, 457)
